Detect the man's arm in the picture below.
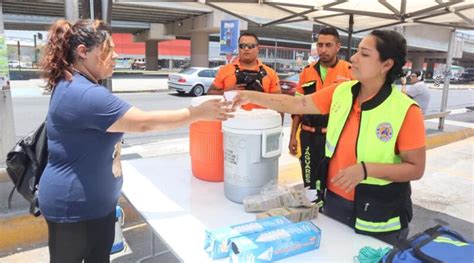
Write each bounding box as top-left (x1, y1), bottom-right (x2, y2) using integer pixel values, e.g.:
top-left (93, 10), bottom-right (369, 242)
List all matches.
top-left (288, 114), bottom-right (301, 155)
top-left (207, 84), bottom-right (224, 95)
top-left (208, 66), bottom-right (227, 95)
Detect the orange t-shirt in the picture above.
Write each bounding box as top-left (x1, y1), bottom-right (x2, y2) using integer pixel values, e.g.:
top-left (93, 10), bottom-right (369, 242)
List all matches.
top-left (312, 83), bottom-right (426, 201)
top-left (212, 58), bottom-right (281, 110)
top-left (296, 59), bottom-right (353, 95)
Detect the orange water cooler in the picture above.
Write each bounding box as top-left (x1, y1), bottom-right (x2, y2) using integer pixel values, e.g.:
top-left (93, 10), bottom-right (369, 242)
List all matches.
top-left (189, 96), bottom-right (224, 182)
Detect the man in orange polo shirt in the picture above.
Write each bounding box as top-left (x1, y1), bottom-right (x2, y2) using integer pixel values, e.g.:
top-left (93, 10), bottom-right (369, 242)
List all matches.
top-left (288, 27), bottom-right (353, 203)
top-left (208, 32), bottom-right (281, 111)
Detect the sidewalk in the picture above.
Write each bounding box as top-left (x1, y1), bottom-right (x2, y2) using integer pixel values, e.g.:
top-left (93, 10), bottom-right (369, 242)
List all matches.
top-left (428, 82), bottom-right (474, 90)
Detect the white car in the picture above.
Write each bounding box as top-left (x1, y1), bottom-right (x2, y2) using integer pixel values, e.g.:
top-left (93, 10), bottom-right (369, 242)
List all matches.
top-left (168, 67), bottom-right (217, 96)
top-left (8, 60), bottom-right (20, 68)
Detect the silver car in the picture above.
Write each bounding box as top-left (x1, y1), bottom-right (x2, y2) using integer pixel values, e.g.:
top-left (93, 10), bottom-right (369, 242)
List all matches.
top-left (168, 67), bottom-right (217, 96)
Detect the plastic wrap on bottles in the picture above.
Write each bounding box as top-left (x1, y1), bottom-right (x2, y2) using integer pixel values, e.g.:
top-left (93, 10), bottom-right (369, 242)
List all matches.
top-left (229, 221), bottom-right (322, 262)
top-left (243, 180), bottom-right (312, 212)
top-left (204, 216), bottom-right (292, 259)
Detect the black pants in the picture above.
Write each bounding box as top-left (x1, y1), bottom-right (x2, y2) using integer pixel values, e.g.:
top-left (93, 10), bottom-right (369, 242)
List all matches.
top-left (323, 190), bottom-right (409, 246)
top-left (46, 210), bottom-right (116, 263)
top-left (299, 129), bottom-right (326, 189)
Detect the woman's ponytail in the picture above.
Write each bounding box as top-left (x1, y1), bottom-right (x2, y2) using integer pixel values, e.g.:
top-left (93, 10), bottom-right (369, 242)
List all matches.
top-left (40, 19), bottom-right (74, 91)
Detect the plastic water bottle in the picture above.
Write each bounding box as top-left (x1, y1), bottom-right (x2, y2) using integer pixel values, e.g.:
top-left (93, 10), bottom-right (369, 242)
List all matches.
top-left (111, 206), bottom-right (125, 254)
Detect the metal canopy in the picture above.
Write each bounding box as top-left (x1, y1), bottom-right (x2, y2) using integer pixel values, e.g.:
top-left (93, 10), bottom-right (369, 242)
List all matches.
top-left (203, 0), bottom-right (471, 131)
top-left (204, 0), bottom-right (473, 32)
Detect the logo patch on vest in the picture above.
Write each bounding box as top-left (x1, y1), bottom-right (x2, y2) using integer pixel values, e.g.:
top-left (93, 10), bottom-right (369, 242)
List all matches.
top-left (376, 122), bottom-right (393, 142)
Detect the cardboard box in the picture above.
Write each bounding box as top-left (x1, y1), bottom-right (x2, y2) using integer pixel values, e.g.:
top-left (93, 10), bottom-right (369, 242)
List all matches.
top-left (243, 182), bottom-right (312, 212)
top-left (256, 205), bottom-right (319, 222)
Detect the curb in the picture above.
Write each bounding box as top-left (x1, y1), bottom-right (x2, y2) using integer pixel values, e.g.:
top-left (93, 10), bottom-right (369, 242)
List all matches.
top-left (0, 213), bottom-right (48, 257)
top-left (0, 168), bottom-right (9, 183)
top-left (426, 127), bottom-right (474, 150)
top-left (1, 128), bottom-right (473, 256)
top-left (0, 196), bottom-right (143, 257)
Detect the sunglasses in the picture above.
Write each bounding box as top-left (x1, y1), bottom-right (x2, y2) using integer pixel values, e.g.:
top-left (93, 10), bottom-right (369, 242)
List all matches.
top-left (239, 43), bottom-right (258, 49)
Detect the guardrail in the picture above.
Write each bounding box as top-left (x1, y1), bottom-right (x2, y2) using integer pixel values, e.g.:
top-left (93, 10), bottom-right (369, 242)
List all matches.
top-left (424, 111), bottom-right (450, 120)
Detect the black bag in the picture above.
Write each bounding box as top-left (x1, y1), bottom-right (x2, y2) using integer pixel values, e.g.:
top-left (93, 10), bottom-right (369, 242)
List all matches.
top-left (6, 121), bottom-right (48, 216)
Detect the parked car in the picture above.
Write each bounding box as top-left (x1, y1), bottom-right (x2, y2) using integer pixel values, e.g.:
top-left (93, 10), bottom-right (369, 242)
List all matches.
top-left (457, 68), bottom-right (474, 84)
top-left (132, 59), bottom-right (146, 70)
top-left (8, 60), bottom-right (28, 68)
top-left (168, 67), bottom-right (217, 96)
top-left (115, 58), bottom-right (132, 69)
top-left (279, 73), bottom-right (299, 96)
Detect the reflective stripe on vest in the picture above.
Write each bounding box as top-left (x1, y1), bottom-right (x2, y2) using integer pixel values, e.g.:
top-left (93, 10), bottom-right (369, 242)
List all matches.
top-left (325, 139), bottom-right (336, 156)
top-left (355, 217), bottom-right (401, 232)
top-left (434, 236), bottom-right (470, 247)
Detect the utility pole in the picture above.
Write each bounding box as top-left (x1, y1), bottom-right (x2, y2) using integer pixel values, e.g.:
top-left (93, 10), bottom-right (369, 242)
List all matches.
top-left (0, 2), bottom-right (16, 167)
top-left (346, 14), bottom-right (354, 60)
top-left (33, 34), bottom-right (37, 66)
top-left (273, 38), bottom-right (277, 70)
top-left (16, 41), bottom-right (21, 71)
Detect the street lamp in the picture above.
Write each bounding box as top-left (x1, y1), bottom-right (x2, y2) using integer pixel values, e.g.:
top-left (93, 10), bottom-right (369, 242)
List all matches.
top-left (33, 33), bottom-right (43, 67)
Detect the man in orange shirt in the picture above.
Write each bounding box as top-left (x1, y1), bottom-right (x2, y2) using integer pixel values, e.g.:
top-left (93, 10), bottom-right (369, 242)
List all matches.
top-left (208, 32), bottom-right (281, 111)
top-left (289, 27), bottom-right (353, 203)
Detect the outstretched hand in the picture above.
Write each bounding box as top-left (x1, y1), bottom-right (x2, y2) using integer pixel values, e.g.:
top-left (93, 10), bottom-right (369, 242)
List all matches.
top-left (231, 90), bottom-right (252, 110)
top-left (191, 99), bottom-right (234, 121)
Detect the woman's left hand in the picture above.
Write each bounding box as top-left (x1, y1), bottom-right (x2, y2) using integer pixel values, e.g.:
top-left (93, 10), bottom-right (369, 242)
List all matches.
top-left (331, 163), bottom-right (365, 193)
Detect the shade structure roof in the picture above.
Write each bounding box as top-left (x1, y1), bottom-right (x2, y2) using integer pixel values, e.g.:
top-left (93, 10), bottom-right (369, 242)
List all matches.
top-left (204, 0), bottom-right (473, 33)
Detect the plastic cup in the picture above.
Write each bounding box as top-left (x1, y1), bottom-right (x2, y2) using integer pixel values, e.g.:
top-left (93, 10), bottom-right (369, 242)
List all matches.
top-left (224, 91), bottom-right (237, 102)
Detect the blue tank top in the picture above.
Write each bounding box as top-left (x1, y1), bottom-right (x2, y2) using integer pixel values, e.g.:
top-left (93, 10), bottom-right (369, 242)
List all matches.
top-left (38, 73), bottom-right (131, 223)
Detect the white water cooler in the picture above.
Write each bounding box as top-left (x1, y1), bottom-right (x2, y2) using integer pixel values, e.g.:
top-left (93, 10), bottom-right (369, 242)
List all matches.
top-left (222, 109), bottom-right (283, 203)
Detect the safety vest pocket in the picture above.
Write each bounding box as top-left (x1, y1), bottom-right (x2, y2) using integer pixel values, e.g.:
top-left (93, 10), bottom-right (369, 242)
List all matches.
top-left (354, 183), bottom-right (410, 235)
